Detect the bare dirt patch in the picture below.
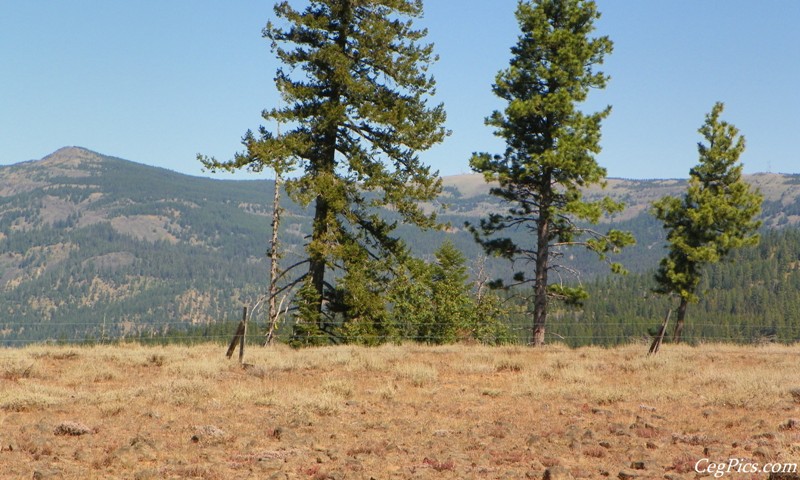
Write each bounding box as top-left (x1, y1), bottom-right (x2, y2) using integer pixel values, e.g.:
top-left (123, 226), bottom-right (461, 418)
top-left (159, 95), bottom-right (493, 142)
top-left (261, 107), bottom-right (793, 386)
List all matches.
top-left (110, 215), bottom-right (178, 243)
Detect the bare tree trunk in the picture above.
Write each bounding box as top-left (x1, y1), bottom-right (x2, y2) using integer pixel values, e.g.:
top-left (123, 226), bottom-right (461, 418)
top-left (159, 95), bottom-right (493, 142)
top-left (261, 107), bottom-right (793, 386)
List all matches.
top-left (532, 199), bottom-right (551, 347)
top-left (265, 294), bottom-right (288, 345)
top-left (673, 296), bottom-right (688, 343)
top-left (264, 173), bottom-right (283, 346)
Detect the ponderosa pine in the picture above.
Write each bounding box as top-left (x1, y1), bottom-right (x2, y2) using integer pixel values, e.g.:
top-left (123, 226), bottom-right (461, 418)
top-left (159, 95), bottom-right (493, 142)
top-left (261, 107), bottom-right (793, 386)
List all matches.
top-left (199, 0), bottom-right (447, 344)
top-left (469, 0), bottom-right (633, 346)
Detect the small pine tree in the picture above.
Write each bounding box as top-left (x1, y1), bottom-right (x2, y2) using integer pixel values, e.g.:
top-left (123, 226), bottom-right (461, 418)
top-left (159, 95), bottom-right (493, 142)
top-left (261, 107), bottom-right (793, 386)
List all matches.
top-left (389, 241), bottom-right (513, 345)
top-left (652, 102), bottom-right (763, 343)
top-left (426, 241), bottom-right (474, 344)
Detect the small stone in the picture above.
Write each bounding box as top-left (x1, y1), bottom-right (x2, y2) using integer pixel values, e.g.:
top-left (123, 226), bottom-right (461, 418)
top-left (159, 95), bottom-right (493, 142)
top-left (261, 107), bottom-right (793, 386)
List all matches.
top-left (526, 434), bottom-right (541, 446)
top-left (617, 471), bottom-right (638, 480)
top-left (195, 425), bottom-right (226, 438)
top-left (53, 421), bottom-right (92, 436)
top-left (768, 472), bottom-right (800, 479)
top-left (645, 441), bottom-right (658, 450)
top-left (704, 445), bottom-right (725, 458)
top-left (754, 447), bottom-right (775, 461)
top-left (32, 471), bottom-right (61, 480)
top-left (789, 387), bottom-right (800, 403)
top-left (543, 466), bottom-right (574, 480)
top-left (609, 423), bottom-right (628, 435)
top-left (630, 461), bottom-right (646, 470)
top-left (133, 469), bottom-right (161, 480)
top-left (780, 419), bottom-right (800, 431)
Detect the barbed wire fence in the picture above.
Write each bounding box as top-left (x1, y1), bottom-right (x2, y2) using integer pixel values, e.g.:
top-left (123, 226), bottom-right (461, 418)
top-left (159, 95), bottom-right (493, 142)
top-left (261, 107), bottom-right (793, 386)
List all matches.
top-left (0, 316), bottom-right (794, 349)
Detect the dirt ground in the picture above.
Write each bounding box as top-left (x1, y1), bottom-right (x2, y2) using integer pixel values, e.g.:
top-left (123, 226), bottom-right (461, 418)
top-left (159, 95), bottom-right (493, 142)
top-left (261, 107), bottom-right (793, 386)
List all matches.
top-left (1, 342), bottom-right (800, 479)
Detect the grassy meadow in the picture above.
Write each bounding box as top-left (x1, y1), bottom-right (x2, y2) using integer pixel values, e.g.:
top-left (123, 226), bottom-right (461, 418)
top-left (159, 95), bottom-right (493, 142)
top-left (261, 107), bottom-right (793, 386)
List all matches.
top-left (2, 342), bottom-right (800, 479)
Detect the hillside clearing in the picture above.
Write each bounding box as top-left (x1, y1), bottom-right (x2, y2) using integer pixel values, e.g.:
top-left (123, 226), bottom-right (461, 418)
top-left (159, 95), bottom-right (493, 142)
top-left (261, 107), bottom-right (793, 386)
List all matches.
top-left (1, 343), bottom-right (799, 479)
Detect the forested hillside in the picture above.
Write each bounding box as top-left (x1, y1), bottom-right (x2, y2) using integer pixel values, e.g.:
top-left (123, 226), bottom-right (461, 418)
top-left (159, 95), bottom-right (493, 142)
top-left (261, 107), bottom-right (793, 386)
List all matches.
top-left (1, 148), bottom-right (291, 344)
top-left (1, 147), bottom-right (799, 345)
top-left (545, 229), bottom-right (800, 345)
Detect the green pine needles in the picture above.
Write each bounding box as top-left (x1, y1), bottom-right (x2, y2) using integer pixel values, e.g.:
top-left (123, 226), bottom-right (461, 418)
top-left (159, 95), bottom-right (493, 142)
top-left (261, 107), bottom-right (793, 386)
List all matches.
top-left (652, 102), bottom-right (763, 342)
top-left (199, 0), bottom-right (448, 344)
top-left (468, 0), bottom-right (634, 346)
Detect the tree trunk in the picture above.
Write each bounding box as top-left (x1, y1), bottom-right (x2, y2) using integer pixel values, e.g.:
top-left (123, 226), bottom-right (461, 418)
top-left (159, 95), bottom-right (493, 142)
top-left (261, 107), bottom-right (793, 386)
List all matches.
top-left (532, 193), bottom-right (551, 347)
top-left (673, 296), bottom-right (688, 343)
top-left (308, 194), bottom-right (330, 327)
top-left (264, 172), bottom-right (283, 346)
top-left (304, 1), bottom-right (351, 329)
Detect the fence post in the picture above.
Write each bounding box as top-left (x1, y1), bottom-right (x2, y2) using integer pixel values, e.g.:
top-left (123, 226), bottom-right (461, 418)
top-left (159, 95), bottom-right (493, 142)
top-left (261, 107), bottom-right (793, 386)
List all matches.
top-left (648, 309), bottom-right (671, 356)
top-left (226, 306), bottom-right (247, 362)
top-left (239, 307), bottom-right (247, 365)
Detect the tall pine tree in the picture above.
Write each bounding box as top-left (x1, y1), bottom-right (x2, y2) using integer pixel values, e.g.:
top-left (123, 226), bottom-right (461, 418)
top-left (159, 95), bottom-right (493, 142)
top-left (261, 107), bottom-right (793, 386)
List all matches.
top-left (469, 0), bottom-right (633, 346)
top-left (652, 102), bottom-right (762, 343)
top-left (200, 0), bottom-right (447, 343)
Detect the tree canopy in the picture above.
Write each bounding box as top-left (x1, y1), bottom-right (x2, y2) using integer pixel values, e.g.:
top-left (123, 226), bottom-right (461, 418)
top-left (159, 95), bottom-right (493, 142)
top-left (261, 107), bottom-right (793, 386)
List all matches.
top-left (468, 0), bottom-right (633, 346)
top-left (199, 0), bottom-right (448, 343)
top-left (652, 102), bottom-right (763, 342)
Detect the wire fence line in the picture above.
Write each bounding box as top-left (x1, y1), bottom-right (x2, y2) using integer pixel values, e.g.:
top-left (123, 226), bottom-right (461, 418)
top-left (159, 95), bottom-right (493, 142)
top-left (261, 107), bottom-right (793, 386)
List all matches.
top-left (0, 320), bottom-right (789, 328)
top-left (1, 317), bottom-right (795, 349)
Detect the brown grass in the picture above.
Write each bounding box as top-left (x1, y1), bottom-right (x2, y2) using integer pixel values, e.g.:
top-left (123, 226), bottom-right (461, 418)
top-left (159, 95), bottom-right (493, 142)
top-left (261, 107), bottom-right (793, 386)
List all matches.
top-left (1, 342), bottom-right (799, 479)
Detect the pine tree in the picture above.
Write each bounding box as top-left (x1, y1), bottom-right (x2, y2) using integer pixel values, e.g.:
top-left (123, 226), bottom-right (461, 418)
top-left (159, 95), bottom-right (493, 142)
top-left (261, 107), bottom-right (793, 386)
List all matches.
top-left (200, 0), bottom-right (447, 343)
top-left (388, 240), bottom-right (512, 344)
top-left (652, 102), bottom-right (763, 343)
top-left (426, 240), bottom-right (474, 344)
top-left (468, 0), bottom-right (634, 346)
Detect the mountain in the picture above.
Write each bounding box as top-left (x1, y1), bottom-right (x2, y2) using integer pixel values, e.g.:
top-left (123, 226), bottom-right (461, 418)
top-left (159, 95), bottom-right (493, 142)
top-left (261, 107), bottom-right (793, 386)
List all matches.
top-left (1, 147), bottom-right (292, 344)
top-left (2, 147), bottom-right (799, 344)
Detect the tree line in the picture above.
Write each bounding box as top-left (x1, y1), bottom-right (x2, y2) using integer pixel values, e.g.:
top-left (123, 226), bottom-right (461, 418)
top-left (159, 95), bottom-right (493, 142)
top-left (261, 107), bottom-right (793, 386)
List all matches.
top-left (197, 0), bottom-right (763, 348)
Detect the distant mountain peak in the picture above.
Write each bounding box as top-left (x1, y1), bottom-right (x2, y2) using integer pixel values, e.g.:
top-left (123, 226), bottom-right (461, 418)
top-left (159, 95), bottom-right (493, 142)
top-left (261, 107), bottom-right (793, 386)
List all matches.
top-left (47, 145), bottom-right (97, 156)
top-left (40, 146), bottom-right (104, 167)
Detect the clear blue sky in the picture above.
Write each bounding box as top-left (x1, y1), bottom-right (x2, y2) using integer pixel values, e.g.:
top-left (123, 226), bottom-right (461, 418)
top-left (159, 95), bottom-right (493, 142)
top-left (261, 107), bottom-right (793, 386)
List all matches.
top-left (1, 1), bottom-right (798, 180)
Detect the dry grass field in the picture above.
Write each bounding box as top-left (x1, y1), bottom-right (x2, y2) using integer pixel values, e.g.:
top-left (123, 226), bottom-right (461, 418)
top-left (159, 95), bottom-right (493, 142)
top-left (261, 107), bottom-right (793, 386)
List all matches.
top-left (2, 342), bottom-right (800, 479)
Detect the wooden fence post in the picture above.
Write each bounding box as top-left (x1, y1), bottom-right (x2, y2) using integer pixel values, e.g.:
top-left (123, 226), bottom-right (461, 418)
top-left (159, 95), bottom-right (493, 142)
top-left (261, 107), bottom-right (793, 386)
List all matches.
top-left (226, 306), bottom-right (247, 362)
top-left (239, 308), bottom-right (247, 365)
top-left (648, 309), bottom-right (671, 356)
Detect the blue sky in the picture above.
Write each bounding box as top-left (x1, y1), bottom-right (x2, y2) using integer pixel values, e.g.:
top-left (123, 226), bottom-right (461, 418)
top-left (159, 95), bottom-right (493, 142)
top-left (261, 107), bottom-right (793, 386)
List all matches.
top-left (1, 1), bottom-right (798, 180)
